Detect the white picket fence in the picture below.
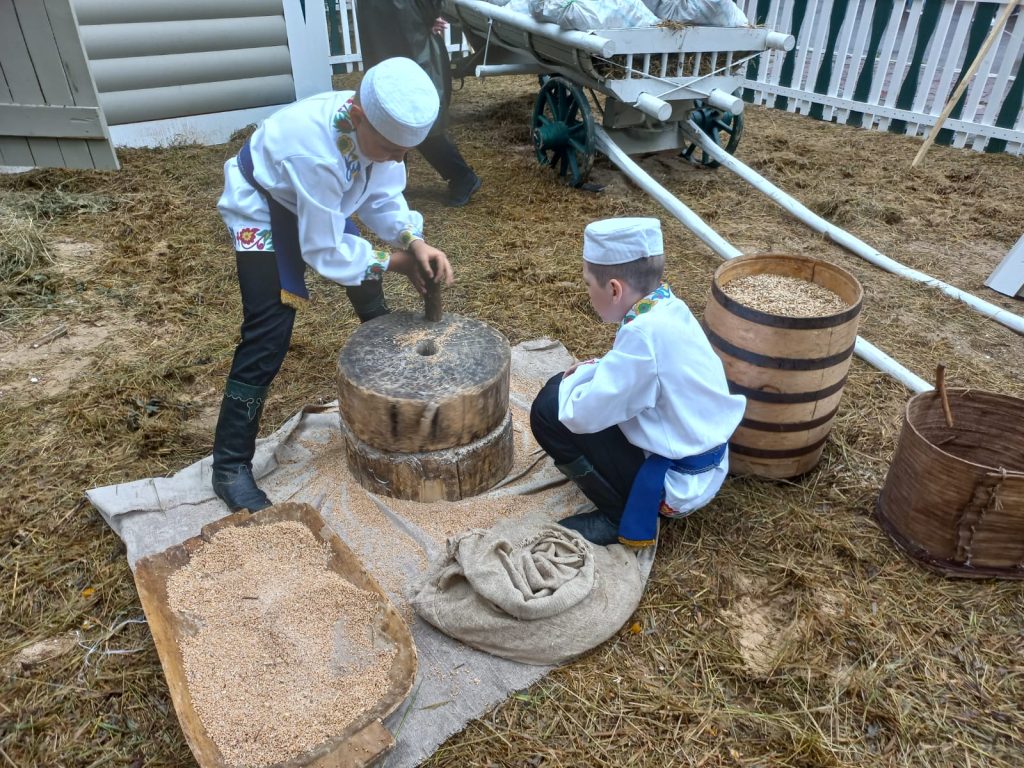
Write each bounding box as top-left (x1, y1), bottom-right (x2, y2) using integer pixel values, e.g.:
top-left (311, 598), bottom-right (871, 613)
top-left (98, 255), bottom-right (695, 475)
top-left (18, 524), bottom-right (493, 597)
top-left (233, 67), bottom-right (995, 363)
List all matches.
top-left (323, 0), bottom-right (1024, 155)
top-left (738, 0), bottom-right (1024, 154)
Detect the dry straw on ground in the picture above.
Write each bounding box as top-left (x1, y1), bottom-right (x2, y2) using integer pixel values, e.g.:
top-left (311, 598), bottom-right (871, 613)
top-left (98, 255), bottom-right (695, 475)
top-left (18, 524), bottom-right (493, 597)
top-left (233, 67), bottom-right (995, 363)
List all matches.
top-left (1, 73), bottom-right (1022, 768)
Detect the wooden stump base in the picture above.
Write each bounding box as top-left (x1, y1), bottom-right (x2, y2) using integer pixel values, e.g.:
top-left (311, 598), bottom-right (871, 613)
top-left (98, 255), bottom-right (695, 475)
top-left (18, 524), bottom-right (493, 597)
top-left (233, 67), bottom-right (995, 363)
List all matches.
top-left (341, 411), bottom-right (514, 502)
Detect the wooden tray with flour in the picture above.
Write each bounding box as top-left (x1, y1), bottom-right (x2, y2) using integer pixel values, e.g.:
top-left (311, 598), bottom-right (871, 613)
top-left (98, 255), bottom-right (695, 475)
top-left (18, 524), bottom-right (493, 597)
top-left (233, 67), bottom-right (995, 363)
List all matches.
top-left (134, 503), bottom-right (417, 768)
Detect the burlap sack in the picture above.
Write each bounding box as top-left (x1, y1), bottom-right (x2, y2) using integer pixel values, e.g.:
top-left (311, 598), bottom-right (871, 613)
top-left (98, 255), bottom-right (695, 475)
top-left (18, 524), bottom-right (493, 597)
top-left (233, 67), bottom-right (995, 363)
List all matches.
top-left (409, 516), bottom-right (643, 665)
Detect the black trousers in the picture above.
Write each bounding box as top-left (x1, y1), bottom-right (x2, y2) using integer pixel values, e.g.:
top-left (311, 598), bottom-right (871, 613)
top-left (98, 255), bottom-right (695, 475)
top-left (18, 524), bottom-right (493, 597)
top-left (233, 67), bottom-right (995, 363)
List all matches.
top-left (228, 251), bottom-right (295, 387)
top-left (418, 132), bottom-right (473, 182)
top-left (529, 373), bottom-right (646, 505)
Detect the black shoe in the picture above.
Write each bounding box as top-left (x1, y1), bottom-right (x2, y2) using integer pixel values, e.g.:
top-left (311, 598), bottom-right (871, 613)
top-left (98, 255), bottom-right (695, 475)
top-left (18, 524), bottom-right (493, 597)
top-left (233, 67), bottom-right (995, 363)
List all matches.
top-left (554, 456), bottom-right (626, 544)
top-left (212, 464), bottom-right (271, 513)
top-left (212, 379), bottom-right (273, 513)
top-left (558, 510), bottom-right (621, 546)
top-left (446, 173), bottom-right (481, 207)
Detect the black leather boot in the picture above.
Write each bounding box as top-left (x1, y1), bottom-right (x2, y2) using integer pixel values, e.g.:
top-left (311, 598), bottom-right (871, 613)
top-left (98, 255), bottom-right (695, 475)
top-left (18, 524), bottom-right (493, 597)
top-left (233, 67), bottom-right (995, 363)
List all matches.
top-left (212, 379), bottom-right (272, 513)
top-left (555, 456), bottom-right (625, 546)
top-left (345, 279), bottom-right (390, 323)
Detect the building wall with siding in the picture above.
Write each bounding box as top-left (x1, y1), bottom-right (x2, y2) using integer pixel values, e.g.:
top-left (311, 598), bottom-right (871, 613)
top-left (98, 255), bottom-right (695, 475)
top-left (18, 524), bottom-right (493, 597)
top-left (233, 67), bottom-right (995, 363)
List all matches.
top-left (72, 0), bottom-right (297, 126)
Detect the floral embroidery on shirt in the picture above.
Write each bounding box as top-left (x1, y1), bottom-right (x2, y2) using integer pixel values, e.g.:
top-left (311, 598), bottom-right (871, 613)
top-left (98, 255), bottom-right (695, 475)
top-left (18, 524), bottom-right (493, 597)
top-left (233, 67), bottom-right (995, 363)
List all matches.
top-left (363, 250), bottom-right (389, 280)
top-left (235, 227), bottom-right (273, 251)
top-left (333, 99), bottom-right (362, 183)
top-left (621, 282), bottom-right (672, 327)
top-left (336, 133), bottom-right (355, 157)
top-left (398, 229), bottom-right (422, 249)
top-left (333, 104), bottom-right (354, 133)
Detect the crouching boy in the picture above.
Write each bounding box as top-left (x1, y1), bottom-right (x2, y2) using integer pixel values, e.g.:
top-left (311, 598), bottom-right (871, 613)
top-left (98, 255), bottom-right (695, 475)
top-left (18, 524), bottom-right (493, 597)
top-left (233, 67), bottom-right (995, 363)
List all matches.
top-left (530, 217), bottom-right (746, 547)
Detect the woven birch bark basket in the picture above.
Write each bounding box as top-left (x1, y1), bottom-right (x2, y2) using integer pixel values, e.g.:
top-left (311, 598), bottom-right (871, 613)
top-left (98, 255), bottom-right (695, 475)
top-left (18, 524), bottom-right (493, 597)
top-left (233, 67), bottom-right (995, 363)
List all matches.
top-left (876, 387), bottom-right (1024, 579)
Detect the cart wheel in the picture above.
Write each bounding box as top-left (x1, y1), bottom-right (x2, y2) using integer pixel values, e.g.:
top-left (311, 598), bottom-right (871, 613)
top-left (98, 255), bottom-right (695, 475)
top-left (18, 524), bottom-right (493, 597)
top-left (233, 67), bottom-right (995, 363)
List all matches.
top-left (682, 104), bottom-right (744, 169)
top-left (531, 77), bottom-right (595, 187)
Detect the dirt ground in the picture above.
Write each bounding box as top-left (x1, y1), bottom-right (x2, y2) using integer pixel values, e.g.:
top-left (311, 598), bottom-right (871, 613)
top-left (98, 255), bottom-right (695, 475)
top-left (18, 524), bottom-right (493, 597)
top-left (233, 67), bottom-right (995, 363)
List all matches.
top-left (1, 72), bottom-right (1022, 767)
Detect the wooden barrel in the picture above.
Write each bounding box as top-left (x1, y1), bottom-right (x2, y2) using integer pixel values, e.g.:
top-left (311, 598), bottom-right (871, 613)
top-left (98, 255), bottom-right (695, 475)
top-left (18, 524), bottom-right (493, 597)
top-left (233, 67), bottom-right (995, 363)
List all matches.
top-left (876, 389), bottom-right (1024, 578)
top-left (702, 254), bottom-right (863, 479)
top-left (341, 411), bottom-right (514, 502)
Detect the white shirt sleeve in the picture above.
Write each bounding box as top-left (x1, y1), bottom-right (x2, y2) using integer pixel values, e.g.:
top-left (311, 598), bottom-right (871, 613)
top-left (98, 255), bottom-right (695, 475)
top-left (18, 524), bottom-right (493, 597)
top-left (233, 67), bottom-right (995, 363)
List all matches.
top-left (358, 162), bottom-right (425, 248)
top-left (557, 324), bottom-right (659, 434)
top-left (279, 155), bottom-right (390, 286)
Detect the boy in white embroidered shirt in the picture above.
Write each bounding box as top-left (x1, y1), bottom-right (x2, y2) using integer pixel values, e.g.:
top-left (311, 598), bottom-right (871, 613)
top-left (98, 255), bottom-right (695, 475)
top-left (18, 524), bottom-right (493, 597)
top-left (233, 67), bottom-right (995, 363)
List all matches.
top-left (530, 217), bottom-right (746, 547)
top-left (211, 57), bottom-right (455, 513)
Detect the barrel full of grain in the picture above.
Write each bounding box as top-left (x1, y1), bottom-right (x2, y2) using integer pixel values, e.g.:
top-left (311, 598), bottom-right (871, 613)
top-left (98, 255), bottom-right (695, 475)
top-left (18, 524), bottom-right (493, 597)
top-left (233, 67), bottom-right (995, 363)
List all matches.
top-left (703, 254), bottom-right (863, 479)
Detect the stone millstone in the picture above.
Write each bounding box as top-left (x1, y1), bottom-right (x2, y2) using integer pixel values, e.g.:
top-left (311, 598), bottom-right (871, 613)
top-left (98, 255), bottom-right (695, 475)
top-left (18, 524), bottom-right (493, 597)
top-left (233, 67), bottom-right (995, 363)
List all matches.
top-left (340, 411), bottom-right (514, 502)
top-left (336, 311), bottom-right (511, 454)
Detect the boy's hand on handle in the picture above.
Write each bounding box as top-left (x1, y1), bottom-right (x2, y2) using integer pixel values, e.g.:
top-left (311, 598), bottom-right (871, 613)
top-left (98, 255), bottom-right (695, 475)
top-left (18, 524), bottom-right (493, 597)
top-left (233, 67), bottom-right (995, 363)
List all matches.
top-left (389, 242), bottom-right (454, 296)
top-left (432, 17), bottom-right (449, 35)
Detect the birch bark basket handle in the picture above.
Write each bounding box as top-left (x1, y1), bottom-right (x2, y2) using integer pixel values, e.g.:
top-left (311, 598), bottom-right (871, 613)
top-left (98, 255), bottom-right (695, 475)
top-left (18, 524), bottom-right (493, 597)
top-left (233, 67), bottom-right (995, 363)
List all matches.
top-left (935, 363), bottom-right (955, 428)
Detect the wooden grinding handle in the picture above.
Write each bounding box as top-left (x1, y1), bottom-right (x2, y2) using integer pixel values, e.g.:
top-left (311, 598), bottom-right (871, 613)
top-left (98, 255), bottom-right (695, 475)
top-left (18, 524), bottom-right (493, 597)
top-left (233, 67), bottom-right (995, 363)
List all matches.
top-left (424, 277), bottom-right (442, 322)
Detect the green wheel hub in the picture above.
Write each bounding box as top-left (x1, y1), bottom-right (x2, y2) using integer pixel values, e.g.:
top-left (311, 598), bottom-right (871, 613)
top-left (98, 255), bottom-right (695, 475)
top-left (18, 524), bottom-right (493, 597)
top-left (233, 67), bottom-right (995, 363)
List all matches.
top-left (682, 102), bottom-right (744, 168)
top-left (531, 76), bottom-right (595, 187)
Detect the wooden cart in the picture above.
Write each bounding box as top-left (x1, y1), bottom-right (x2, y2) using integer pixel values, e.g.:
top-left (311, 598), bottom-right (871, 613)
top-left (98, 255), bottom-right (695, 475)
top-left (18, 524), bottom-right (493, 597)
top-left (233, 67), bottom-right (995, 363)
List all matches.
top-left (444, 0), bottom-right (793, 185)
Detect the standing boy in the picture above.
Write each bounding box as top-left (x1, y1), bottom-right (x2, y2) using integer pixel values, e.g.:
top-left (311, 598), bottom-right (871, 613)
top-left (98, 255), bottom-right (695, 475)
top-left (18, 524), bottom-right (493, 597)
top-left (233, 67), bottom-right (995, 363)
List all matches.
top-left (213, 57), bottom-right (454, 513)
top-left (530, 218), bottom-right (746, 547)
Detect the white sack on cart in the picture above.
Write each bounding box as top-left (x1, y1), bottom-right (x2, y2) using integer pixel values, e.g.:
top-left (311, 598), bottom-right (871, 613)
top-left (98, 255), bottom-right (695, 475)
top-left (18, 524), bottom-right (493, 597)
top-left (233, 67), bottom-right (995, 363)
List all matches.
top-left (642, 0), bottom-right (749, 26)
top-left (481, 0), bottom-right (532, 12)
top-left (529, 0), bottom-right (659, 30)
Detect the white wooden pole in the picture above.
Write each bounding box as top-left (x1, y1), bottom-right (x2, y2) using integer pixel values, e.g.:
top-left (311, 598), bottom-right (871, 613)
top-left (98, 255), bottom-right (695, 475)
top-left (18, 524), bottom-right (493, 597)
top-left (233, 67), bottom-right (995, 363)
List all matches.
top-left (911, 0), bottom-right (1022, 168)
top-left (449, 0), bottom-right (616, 56)
top-left (595, 127), bottom-right (742, 260)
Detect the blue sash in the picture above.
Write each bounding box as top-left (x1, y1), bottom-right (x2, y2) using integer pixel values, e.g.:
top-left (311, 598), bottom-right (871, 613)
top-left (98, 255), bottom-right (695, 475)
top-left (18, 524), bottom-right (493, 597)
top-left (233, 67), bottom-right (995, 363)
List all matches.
top-left (617, 443), bottom-right (727, 548)
top-left (236, 140), bottom-right (360, 307)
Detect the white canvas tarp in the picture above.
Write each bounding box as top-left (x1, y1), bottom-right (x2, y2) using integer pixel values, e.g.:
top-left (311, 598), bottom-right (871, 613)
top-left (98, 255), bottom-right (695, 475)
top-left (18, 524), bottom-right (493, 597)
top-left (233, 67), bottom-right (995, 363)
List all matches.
top-left (87, 339), bottom-right (654, 767)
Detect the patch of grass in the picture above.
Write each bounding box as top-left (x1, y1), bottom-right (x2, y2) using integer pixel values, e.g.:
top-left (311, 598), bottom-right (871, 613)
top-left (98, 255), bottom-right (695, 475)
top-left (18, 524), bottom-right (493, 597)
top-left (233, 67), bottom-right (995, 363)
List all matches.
top-left (0, 211), bottom-right (51, 282)
top-left (2, 188), bottom-right (114, 220)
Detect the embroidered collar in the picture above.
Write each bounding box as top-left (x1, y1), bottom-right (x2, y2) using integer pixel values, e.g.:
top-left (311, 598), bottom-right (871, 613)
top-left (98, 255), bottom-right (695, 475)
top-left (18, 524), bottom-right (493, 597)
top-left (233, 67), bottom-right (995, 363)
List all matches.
top-left (621, 282), bottom-right (672, 327)
top-left (332, 98), bottom-right (365, 183)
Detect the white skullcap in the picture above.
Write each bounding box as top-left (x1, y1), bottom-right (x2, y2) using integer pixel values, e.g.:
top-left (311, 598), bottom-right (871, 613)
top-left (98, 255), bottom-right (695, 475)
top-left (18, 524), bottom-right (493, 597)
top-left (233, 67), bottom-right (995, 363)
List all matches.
top-left (583, 217), bottom-right (663, 265)
top-left (359, 57), bottom-right (439, 148)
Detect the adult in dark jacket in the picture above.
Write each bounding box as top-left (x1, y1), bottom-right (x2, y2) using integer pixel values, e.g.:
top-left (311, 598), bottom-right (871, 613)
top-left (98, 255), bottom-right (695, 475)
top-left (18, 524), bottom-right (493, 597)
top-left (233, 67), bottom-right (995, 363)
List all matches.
top-left (356, 0), bottom-right (481, 207)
